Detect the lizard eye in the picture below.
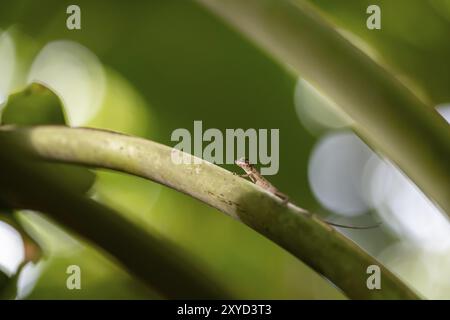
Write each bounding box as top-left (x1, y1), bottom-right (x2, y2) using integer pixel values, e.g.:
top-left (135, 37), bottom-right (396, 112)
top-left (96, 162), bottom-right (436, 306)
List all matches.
top-left (236, 157), bottom-right (251, 166)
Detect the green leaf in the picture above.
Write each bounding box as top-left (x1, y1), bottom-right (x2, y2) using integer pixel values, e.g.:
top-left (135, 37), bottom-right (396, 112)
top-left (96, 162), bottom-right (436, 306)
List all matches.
top-left (0, 269), bottom-right (8, 291)
top-left (0, 83), bottom-right (96, 195)
top-left (38, 163), bottom-right (96, 195)
top-left (0, 265), bottom-right (22, 300)
top-left (1, 83), bottom-right (66, 125)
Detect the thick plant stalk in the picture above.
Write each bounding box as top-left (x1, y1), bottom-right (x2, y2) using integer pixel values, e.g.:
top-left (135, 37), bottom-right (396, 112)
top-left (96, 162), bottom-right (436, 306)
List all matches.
top-left (195, 0), bottom-right (450, 217)
top-left (0, 126), bottom-right (420, 299)
top-left (0, 133), bottom-right (231, 299)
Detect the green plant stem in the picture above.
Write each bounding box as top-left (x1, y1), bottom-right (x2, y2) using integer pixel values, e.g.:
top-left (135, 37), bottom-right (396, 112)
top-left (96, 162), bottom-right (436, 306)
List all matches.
top-left (0, 131), bottom-right (231, 299)
top-left (195, 0), bottom-right (450, 217)
top-left (0, 125), bottom-right (420, 299)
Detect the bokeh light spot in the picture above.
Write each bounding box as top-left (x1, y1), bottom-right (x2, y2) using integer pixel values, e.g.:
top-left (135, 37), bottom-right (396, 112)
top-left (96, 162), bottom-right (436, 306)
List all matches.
top-left (294, 78), bottom-right (351, 134)
top-left (308, 131), bottom-right (373, 216)
top-left (0, 221), bottom-right (24, 276)
top-left (0, 30), bottom-right (15, 107)
top-left (27, 40), bottom-right (105, 126)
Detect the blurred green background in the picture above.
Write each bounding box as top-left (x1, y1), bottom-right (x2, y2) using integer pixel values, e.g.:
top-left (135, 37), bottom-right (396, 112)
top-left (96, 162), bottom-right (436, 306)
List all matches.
top-left (0, 0), bottom-right (449, 299)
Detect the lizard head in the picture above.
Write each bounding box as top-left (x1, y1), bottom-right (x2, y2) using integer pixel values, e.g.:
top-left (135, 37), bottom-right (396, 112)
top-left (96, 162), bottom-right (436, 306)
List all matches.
top-left (235, 157), bottom-right (251, 168)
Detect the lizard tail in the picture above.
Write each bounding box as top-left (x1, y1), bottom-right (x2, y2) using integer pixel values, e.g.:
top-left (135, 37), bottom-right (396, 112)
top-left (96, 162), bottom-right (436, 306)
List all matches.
top-left (324, 220), bottom-right (382, 230)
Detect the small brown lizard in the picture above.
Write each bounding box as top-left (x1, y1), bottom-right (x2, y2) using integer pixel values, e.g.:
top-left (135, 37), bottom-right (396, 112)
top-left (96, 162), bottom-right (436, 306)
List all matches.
top-left (235, 157), bottom-right (380, 230)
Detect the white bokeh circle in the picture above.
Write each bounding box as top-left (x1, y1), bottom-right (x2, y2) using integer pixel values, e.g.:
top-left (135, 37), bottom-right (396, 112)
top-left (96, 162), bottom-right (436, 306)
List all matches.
top-left (308, 131), bottom-right (373, 216)
top-left (27, 40), bottom-right (105, 126)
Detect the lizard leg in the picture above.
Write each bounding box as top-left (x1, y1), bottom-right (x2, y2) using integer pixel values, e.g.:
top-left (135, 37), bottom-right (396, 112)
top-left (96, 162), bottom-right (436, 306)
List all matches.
top-left (275, 191), bottom-right (289, 205)
top-left (239, 173), bottom-right (250, 178)
top-left (233, 172), bottom-right (250, 178)
top-left (233, 172), bottom-right (256, 183)
top-left (248, 174), bottom-right (257, 183)
top-left (241, 173), bottom-right (258, 183)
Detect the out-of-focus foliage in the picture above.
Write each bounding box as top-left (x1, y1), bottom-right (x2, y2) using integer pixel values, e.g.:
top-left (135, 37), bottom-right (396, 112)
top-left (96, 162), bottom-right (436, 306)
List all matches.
top-left (0, 267), bottom-right (18, 299)
top-left (0, 0), bottom-right (449, 299)
top-left (0, 269), bottom-right (10, 294)
top-left (309, 0), bottom-right (450, 105)
top-left (27, 241), bottom-right (158, 300)
top-left (1, 83), bottom-right (65, 125)
top-left (0, 83), bottom-right (96, 196)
